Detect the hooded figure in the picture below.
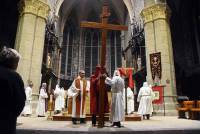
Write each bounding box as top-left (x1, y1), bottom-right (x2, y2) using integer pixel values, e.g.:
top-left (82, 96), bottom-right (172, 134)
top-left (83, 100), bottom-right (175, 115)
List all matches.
top-left (137, 82), bottom-right (154, 119)
top-left (54, 84), bottom-right (62, 114)
top-left (105, 70), bottom-right (125, 128)
top-left (36, 83), bottom-right (48, 117)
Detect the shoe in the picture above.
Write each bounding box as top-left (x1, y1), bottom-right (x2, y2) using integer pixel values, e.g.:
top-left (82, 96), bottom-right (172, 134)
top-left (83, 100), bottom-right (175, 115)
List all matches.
top-left (38, 115), bottom-right (45, 117)
top-left (113, 125), bottom-right (121, 128)
top-left (80, 118), bottom-right (86, 124)
top-left (72, 121), bottom-right (77, 125)
top-left (146, 114), bottom-right (150, 120)
top-left (110, 123), bottom-right (115, 127)
top-left (72, 118), bottom-right (77, 125)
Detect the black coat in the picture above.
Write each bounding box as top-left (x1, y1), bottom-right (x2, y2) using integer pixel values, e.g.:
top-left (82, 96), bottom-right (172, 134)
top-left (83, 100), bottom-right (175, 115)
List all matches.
top-left (0, 66), bottom-right (26, 134)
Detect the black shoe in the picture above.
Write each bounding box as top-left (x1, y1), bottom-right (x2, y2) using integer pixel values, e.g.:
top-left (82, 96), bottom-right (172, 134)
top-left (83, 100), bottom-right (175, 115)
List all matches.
top-left (116, 122), bottom-right (121, 128)
top-left (80, 118), bottom-right (86, 124)
top-left (143, 115), bottom-right (146, 119)
top-left (146, 114), bottom-right (150, 120)
top-left (72, 118), bottom-right (77, 125)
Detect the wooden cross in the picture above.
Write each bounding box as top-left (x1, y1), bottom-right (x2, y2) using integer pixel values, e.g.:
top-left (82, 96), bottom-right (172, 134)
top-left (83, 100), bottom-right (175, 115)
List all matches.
top-left (80, 0), bottom-right (128, 128)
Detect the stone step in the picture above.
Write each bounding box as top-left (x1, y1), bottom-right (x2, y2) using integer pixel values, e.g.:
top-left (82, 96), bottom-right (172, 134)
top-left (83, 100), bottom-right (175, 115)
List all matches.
top-left (52, 113), bottom-right (142, 121)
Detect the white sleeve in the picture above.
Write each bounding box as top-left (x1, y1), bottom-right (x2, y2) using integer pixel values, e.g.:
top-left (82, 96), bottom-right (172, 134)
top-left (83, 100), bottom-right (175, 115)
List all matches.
top-left (40, 88), bottom-right (48, 98)
top-left (67, 86), bottom-right (78, 98)
top-left (137, 88), bottom-right (142, 102)
top-left (105, 77), bottom-right (115, 86)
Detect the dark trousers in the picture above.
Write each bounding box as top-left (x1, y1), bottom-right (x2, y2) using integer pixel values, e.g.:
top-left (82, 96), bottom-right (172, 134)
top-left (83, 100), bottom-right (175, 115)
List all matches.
top-left (92, 114), bottom-right (96, 125)
top-left (72, 117), bottom-right (86, 124)
top-left (112, 121), bottom-right (121, 128)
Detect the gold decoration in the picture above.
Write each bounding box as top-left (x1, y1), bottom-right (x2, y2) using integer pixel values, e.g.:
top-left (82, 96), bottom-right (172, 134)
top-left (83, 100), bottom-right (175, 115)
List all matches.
top-left (141, 3), bottom-right (171, 24)
top-left (18, 0), bottom-right (50, 21)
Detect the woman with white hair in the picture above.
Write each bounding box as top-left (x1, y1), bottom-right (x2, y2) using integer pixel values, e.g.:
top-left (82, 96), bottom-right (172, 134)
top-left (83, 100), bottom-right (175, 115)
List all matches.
top-left (137, 82), bottom-right (154, 120)
top-left (105, 70), bottom-right (125, 128)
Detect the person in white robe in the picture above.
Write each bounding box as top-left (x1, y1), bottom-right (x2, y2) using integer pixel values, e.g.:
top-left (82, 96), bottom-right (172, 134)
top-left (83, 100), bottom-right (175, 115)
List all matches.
top-left (60, 87), bottom-right (66, 110)
top-left (22, 81), bottom-right (33, 116)
top-left (137, 82), bottom-right (154, 120)
top-left (54, 84), bottom-right (62, 114)
top-left (36, 83), bottom-right (48, 117)
top-left (68, 70), bottom-right (90, 124)
top-left (105, 70), bottom-right (125, 128)
top-left (123, 77), bottom-right (134, 115)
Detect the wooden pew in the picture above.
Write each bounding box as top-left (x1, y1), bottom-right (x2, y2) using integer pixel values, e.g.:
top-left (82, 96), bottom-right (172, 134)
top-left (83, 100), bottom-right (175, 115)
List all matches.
top-left (177, 101), bottom-right (195, 119)
top-left (190, 101), bottom-right (200, 120)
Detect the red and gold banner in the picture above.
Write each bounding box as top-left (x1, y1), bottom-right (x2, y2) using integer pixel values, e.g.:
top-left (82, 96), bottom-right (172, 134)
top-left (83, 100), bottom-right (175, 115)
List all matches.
top-left (150, 52), bottom-right (162, 80)
top-left (152, 86), bottom-right (164, 104)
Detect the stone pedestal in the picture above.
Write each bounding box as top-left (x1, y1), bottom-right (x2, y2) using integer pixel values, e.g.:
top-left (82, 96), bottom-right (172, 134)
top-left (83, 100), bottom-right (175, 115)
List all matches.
top-left (141, 3), bottom-right (177, 115)
top-left (15, 0), bottom-right (50, 95)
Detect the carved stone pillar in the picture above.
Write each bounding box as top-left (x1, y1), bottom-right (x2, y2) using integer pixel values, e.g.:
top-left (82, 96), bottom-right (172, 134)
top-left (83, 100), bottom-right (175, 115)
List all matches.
top-left (141, 3), bottom-right (177, 115)
top-left (15, 0), bottom-right (50, 96)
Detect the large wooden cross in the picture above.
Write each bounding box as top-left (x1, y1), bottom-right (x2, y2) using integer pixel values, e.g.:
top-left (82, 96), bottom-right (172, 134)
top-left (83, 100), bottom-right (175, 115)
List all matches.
top-left (80, 0), bottom-right (128, 128)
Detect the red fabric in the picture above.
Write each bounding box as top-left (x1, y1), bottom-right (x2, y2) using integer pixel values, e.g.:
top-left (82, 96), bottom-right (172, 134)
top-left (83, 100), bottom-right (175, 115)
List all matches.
top-left (152, 86), bottom-right (164, 104)
top-left (118, 68), bottom-right (134, 89)
top-left (90, 66), bottom-right (109, 114)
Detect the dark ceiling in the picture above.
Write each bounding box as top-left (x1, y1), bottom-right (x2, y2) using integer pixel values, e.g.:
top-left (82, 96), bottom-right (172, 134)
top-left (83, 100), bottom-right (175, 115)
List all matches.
top-left (0, 0), bottom-right (20, 48)
top-left (167, 0), bottom-right (200, 98)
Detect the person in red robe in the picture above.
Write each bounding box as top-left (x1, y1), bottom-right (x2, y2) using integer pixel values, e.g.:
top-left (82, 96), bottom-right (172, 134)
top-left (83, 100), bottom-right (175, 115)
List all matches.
top-left (90, 65), bottom-right (109, 126)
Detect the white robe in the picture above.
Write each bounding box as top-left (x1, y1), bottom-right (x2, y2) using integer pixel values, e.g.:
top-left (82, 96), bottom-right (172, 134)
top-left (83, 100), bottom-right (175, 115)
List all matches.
top-left (105, 76), bottom-right (125, 122)
top-left (36, 88), bottom-right (48, 116)
top-left (54, 85), bottom-right (62, 111)
top-left (123, 87), bottom-right (134, 114)
top-left (60, 88), bottom-right (66, 109)
top-left (137, 84), bottom-right (154, 115)
top-left (68, 78), bottom-right (89, 118)
top-left (22, 86), bottom-right (32, 115)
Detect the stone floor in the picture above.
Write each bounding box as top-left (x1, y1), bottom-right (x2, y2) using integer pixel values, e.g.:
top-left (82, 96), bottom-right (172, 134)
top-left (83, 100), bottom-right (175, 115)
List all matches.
top-left (16, 115), bottom-right (200, 134)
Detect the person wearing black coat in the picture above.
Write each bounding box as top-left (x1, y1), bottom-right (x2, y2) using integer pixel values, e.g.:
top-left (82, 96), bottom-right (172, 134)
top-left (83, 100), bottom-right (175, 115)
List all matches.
top-left (0, 47), bottom-right (26, 134)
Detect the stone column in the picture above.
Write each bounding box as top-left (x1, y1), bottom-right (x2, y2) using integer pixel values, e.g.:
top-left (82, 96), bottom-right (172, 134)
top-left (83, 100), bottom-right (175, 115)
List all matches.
top-left (15, 0), bottom-right (50, 95)
top-left (141, 3), bottom-right (177, 115)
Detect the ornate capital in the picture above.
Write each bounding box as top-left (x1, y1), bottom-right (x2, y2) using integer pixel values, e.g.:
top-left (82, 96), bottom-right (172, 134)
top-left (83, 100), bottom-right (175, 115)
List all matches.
top-left (18, 0), bottom-right (50, 21)
top-left (141, 3), bottom-right (170, 24)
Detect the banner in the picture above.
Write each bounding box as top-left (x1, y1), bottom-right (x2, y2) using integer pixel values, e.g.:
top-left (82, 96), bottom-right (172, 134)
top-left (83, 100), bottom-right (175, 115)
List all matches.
top-left (150, 52), bottom-right (162, 80)
top-left (152, 86), bottom-right (164, 104)
top-left (118, 68), bottom-right (134, 89)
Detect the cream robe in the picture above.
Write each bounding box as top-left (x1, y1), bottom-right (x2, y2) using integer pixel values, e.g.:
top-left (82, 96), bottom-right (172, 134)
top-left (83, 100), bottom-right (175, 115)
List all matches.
top-left (36, 88), bottom-right (48, 116)
top-left (123, 87), bottom-right (134, 114)
top-left (137, 82), bottom-right (154, 115)
top-left (54, 85), bottom-right (62, 111)
top-left (60, 88), bottom-right (66, 109)
top-left (105, 76), bottom-right (125, 122)
top-left (22, 86), bottom-right (32, 115)
top-left (68, 77), bottom-right (89, 118)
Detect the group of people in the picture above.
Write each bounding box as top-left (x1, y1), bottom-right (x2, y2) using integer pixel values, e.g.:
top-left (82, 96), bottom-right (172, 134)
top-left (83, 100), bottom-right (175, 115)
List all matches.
top-left (0, 47), bottom-right (155, 133)
top-left (22, 82), bottom-right (67, 117)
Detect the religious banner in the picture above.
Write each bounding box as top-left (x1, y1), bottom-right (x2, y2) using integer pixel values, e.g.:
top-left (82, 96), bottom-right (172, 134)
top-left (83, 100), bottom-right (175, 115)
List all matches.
top-left (150, 52), bottom-right (162, 80)
top-left (152, 86), bottom-right (164, 104)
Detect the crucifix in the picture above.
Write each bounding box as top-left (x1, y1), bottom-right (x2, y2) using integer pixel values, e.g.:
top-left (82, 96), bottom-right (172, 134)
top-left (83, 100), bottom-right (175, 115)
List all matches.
top-left (80, 0), bottom-right (128, 128)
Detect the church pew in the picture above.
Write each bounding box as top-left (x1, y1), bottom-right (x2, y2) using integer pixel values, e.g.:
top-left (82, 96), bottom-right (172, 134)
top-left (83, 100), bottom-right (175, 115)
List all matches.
top-left (190, 101), bottom-right (200, 120)
top-left (177, 100), bottom-right (195, 119)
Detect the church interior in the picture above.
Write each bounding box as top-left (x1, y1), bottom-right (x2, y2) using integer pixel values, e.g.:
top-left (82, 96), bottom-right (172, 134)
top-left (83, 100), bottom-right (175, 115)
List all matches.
top-left (1, 0), bottom-right (200, 133)
top-left (1, 0), bottom-right (200, 99)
